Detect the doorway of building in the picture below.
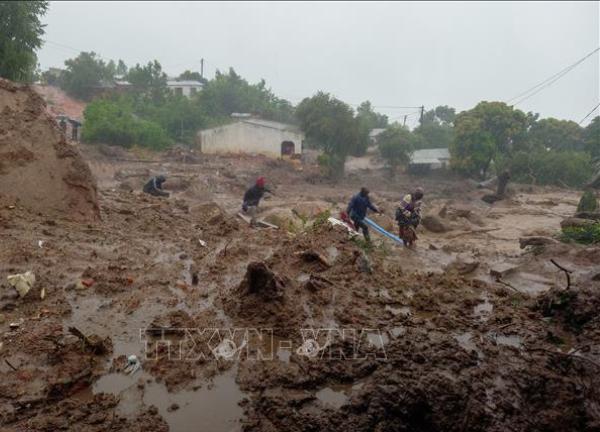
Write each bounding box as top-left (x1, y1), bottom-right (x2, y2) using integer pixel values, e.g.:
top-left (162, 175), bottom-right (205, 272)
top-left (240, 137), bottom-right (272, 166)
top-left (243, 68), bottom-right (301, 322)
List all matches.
top-left (281, 141), bottom-right (295, 156)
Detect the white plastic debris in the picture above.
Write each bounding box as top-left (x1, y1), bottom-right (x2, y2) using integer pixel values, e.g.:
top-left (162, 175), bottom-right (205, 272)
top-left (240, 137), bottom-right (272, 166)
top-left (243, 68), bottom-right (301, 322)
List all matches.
top-left (9, 318), bottom-right (24, 330)
top-left (124, 354), bottom-right (141, 375)
top-left (7, 271), bottom-right (36, 298)
top-left (38, 240), bottom-right (44, 248)
top-left (198, 239), bottom-right (207, 247)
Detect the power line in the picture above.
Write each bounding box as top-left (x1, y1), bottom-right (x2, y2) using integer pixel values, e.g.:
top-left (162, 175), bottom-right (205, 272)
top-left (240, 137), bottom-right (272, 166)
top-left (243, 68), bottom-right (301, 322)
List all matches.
top-left (507, 47), bottom-right (599, 106)
top-left (579, 102), bottom-right (600, 124)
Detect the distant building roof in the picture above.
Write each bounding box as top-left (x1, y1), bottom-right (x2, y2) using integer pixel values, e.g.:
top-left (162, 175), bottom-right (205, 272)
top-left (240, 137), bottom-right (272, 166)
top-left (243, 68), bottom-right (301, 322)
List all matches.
top-left (166, 80), bottom-right (203, 87)
top-left (369, 128), bottom-right (386, 139)
top-left (241, 118), bottom-right (301, 133)
top-left (410, 148), bottom-right (450, 165)
top-left (200, 117), bottom-right (302, 135)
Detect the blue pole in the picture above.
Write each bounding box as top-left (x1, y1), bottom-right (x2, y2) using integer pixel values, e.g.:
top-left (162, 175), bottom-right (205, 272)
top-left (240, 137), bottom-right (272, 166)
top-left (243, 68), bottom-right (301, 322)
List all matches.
top-left (364, 217), bottom-right (404, 245)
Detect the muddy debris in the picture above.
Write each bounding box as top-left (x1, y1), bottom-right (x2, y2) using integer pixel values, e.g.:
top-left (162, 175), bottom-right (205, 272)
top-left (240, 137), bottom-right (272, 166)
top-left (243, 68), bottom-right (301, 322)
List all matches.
top-left (0, 78), bottom-right (100, 221)
top-left (238, 261), bottom-right (286, 301)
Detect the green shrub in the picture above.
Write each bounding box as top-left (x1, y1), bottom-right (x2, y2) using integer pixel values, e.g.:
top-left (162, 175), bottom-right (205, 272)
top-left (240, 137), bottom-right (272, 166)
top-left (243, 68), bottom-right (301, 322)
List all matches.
top-left (509, 150), bottom-right (593, 188)
top-left (577, 190), bottom-right (599, 213)
top-left (560, 223), bottom-right (600, 244)
top-left (82, 98), bottom-right (171, 150)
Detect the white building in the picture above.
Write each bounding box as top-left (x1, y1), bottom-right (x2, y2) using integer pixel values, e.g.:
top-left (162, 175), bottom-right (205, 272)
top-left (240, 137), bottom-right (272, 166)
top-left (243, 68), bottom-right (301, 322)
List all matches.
top-left (197, 118), bottom-right (304, 158)
top-left (409, 148), bottom-right (451, 172)
top-left (167, 80), bottom-right (203, 97)
top-left (369, 128), bottom-right (386, 144)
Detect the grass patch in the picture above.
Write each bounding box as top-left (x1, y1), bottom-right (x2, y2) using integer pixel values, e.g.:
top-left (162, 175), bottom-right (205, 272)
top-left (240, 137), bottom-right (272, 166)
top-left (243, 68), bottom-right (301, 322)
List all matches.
top-left (560, 223), bottom-right (600, 245)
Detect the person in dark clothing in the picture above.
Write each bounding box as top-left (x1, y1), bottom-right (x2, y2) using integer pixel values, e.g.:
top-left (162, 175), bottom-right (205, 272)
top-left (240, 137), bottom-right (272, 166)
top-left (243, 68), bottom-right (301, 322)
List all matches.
top-left (242, 177), bottom-right (272, 225)
top-left (347, 187), bottom-right (382, 242)
top-left (143, 175), bottom-right (169, 197)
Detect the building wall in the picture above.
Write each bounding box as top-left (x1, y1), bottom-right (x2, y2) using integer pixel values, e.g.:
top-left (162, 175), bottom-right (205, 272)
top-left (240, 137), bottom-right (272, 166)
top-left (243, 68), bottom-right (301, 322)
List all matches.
top-left (168, 85), bottom-right (201, 98)
top-left (198, 122), bottom-right (304, 158)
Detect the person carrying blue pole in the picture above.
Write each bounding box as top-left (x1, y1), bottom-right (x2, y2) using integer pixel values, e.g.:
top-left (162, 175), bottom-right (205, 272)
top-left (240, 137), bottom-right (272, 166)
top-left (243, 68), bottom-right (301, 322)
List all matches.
top-left (346, 187), bottom-right (383, 242)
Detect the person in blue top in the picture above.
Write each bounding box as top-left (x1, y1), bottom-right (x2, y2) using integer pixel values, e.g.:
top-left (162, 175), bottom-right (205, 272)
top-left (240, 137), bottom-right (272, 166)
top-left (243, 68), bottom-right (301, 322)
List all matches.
top-left (346, 187), bottom-right (382, 242)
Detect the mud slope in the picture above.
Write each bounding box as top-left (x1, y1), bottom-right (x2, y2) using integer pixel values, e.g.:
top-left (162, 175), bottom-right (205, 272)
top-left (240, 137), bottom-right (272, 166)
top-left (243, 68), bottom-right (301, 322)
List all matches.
top-left (0, 78), bottom-right (99, 221)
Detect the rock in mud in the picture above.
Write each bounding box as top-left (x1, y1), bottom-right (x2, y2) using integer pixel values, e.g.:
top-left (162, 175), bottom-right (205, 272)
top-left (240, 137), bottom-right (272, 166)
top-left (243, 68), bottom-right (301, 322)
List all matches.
top-left (421, 215), bottom-right (448, 233)
top-left (560, 217), bottom-right (597, 229)
top-left (0, 78), bottom-right (100, 221)
top-left (238, 262), bottom-right (285, 301)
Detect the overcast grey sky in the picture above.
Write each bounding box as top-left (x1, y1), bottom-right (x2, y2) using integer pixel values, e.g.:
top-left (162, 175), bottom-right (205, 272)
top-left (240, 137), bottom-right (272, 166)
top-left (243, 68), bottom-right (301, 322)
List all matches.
top-left (38, 1), bottom-right (599, 127)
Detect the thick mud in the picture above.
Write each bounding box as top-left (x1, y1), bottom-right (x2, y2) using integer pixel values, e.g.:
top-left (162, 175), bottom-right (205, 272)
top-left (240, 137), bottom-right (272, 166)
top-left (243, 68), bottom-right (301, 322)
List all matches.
top-left (1, 145), bottom-right (599, 431)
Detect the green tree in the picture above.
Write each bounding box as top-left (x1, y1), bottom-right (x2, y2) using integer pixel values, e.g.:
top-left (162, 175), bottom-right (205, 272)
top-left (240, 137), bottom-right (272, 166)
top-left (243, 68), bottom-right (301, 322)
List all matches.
top-left (378, 125), bottom-right (415, 176)
top-left (413, 105), bottom-right (456, 149)
top-left (450, 101), bottom-right (530, 178)
top-left (198, 68), bottom-right (294, 124)
top-left (296, 92), bottom-right (360, 178)
top-left (61, 52), bottom-right (111, 100)
top-left (126, 60), bottom-right (168, 103)
top-left (528, 118), bottom-right (584, 151)
top-left (136, 93), bottom-right (206, 144)
top-left (583, 116), bottom-right (600, 161)
top-left (82, 97), bottom-right (171, 150)
top-left (116, 59), bottom-right (127, 76)
top-left (178, 70), bottom-right (206, 83)
top-left (355, 101), bottom-right (388, 156)
top-left (509, 149), bottom-right (593, 187)
top-left (0, 1), bottom-right (48, 82)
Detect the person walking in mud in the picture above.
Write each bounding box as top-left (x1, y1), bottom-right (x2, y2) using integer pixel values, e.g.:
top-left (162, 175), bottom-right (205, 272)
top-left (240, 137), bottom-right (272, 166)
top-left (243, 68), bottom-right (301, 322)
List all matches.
top-left (242, 176), bottom-right (272, 226)
top-left (395, 187), bottom-right (424, 247)
top-left (143, 175), bottom-right (170, 197)
top-left (346, 187), bottom-right (382, 243)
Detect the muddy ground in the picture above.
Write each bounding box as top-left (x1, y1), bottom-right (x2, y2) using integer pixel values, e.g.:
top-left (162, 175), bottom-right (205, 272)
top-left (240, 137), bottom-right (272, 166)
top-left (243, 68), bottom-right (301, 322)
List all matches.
top-left (1, 145), bottom-right (599, 431)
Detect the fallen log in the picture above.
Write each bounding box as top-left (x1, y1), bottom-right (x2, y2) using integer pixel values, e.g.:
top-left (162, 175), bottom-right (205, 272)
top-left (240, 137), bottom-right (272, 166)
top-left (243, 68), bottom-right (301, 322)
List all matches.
top-left (519, 236), bottom-right (558, 249)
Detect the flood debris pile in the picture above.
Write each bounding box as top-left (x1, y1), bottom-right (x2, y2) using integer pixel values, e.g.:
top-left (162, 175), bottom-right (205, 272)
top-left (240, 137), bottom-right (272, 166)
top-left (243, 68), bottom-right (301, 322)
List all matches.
top-left (0, 78), bottom-right (99, 221)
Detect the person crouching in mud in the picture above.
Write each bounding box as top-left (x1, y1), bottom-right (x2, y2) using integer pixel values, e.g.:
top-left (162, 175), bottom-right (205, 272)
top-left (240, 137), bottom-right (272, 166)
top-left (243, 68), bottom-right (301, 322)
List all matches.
top-left (395, 187), bottom-right (424, 247)
top-left (242, 176), bottom-right (272, 226)
top-left (143, 175), bottom-right (170, 197)
top-left (347, 187), bottom-right (382, 243)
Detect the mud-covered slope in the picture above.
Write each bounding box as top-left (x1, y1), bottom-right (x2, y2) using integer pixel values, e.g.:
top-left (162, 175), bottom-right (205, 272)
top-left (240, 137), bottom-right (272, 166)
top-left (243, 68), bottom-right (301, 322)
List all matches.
top-left (0, 78), bottom-right (99, 221)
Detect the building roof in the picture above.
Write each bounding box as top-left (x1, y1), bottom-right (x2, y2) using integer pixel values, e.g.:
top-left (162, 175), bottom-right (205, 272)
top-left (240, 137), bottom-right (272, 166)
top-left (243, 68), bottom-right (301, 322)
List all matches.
top-left (199, 118), bottom-right (302, 135)
top-left (241, 118), bottom-right (301, 133)
top-left (369, 128), bottom-right (386, 138)
top-left (167, 80), bottom-right (203, 87)
top-left (410, 148), bottom-right (450, 165)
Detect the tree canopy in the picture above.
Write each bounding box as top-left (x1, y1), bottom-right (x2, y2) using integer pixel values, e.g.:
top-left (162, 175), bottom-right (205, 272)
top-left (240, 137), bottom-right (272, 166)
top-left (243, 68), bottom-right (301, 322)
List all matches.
top-left (378, 125), bottom-right (415, 176)
top-left (527, 118), bottom-right (584, 152)
top-left (450, 101), bottom-right (532, 178)
top-left (583, 116), bottom-right (600, 161)
top-left (0, 1), bottom-right (48, 82)
top-left (296, 92), bottom-right (360, 177)
top-left (61, 52), bottom-right (113, 100)
top-left (413, 105), bottom-right (456, 149)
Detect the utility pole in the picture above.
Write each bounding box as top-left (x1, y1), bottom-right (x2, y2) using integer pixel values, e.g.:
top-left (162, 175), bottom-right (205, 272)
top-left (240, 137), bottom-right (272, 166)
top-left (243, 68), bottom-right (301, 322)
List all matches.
top-left (403, 115), bottom-right (407, 127)
top-left (200, 58), bottom-right (204, 80)
top-left (419, 105), bottom-right (425, 125)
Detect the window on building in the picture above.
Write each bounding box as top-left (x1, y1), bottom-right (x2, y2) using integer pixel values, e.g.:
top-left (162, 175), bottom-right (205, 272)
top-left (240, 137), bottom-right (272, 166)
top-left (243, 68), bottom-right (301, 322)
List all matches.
top-left (190, 87), bottom-right (197, 95)
top-left (175, 87), bottom-right (183, 96)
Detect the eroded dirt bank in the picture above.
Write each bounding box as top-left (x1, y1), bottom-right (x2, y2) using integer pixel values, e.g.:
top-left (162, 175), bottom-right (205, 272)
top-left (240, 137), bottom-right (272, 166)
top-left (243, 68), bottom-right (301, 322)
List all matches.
top-left (1, 145), bottom-right (599, 431)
